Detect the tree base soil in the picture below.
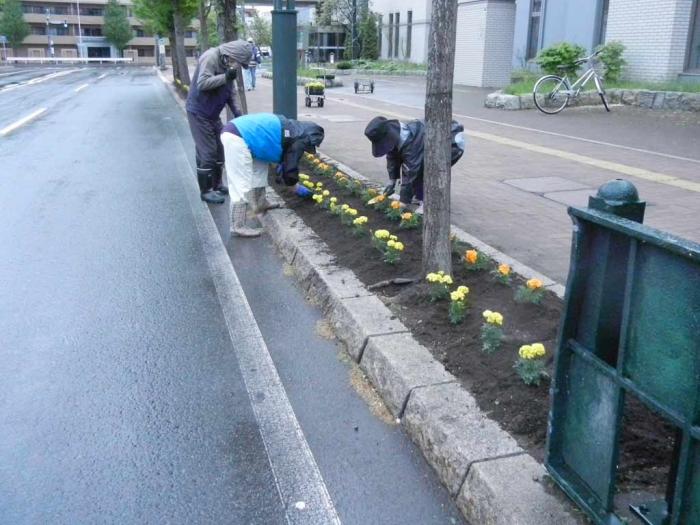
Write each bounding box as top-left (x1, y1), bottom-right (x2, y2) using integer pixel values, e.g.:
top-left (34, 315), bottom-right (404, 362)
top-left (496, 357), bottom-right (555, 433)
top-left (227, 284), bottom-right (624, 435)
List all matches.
top-left (274, 162), bottom-right (676, 507)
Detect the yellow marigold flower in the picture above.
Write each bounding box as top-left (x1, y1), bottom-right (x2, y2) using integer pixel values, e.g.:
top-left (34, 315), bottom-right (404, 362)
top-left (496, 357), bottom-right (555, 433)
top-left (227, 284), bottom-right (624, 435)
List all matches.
top-left (335, 171), bottom-right (344, 178)
top-left (299, 173), bottom-right (310, 181)
top-left (348, 208), bottom-right (358, 216)
top-left (322, 190), bottom-right (330, 196)
top-left (390, 200), bottom-right (402, 210)
top-left (401, 212), bottom-right (413, 221)
top-left (341, 204), bottom-right (349, 211)
top-left (316, 182), bottom-right (323, 188)
top-left (353, 216), bottom-right (368, 226)
top-left (438, 270), bottom-right (445, 276)
top-left (312, 194), bottom-right (323, 203)
top-left (387, 239), bottom-right (396, 248)
top-left (303, 181), bottom-right (314, 189)
top-left (450, 290), bottom-right (464, 302)
top-left (374, 229), bottom-right (390, 240)
top-left (426, 273), bottom-right (438, 282)
top-left (443, 275), bottom-right (453, 285)
top-left (519, 343), bottom-right (546, 360)
top-left (330, 197), bottom-right (338, 204)
top-left (527, 278), bottom-right (543, 290)
top-left (465, 250), bottom-right (478, 265)
top-left (376, 194), bottom-right (386, 202)
top-left (389, 234), bottom-right (398, 241)
top-left (368, 188), bottom-right (378, 196)
top-left (393, 242), bottom-right (404, 251)
top-left (483, 310), bottom-right (503, 325)
top-left (498, 263), bottom-right (511, 276)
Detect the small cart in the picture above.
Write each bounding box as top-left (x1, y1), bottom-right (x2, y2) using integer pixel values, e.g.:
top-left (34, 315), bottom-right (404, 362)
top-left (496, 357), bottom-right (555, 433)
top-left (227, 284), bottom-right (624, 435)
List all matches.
top-left (304, 82), bottom-right (325, 108)
top-left (354, 77), bottom-right (375, 94)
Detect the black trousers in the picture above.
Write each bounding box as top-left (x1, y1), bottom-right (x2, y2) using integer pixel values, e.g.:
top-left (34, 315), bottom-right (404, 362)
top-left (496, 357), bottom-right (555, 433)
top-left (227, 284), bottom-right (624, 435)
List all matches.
top-left (187, 111), bottom-right (224, 192)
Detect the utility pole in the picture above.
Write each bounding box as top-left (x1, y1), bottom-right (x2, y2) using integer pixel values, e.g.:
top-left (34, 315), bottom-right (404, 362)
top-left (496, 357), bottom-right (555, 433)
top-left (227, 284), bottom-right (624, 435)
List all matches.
top-left (45, 9), bottom-right (68, 60)
top-left (75, 0), bottom-right (83, 58)
top-left (271, 0), bottom-right (297, 118)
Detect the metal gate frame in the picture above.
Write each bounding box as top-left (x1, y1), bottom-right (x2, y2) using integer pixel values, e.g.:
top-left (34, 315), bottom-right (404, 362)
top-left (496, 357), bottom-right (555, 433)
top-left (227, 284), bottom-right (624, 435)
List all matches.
top-left (546, 180), bottom-right (700, 525)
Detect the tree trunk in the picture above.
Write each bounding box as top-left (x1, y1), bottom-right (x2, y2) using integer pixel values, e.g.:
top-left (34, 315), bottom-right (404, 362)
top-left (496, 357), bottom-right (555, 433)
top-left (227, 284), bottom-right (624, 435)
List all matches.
top-left (172, 0), bottom-right (191, 85)
top-left (422, 0), bottom-right (458, 275)
top-left (198, 0), bottom-right (210, 53)
top-left (169, 29), bottom-right (180, 81)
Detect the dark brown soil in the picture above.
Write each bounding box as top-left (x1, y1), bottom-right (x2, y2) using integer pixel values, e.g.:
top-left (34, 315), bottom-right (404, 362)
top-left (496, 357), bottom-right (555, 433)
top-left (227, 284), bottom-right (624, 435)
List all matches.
top-left (276, 162), bottom-right (675, 497)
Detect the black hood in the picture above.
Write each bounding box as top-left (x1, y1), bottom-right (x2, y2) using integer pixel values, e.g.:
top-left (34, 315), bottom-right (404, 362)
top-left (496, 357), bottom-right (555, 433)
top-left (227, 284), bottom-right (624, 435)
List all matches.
top-left (299, 121), bottom-right (325, 153)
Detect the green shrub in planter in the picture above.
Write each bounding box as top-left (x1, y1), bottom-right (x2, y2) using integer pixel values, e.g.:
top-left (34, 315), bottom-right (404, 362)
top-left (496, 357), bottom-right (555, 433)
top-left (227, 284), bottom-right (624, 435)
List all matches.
top-left (596, 41), bottom-right (626, 83)
top-left (535, 42), bottom-right (586, 75)
top-left (336, 61), bottom-right (353, 70)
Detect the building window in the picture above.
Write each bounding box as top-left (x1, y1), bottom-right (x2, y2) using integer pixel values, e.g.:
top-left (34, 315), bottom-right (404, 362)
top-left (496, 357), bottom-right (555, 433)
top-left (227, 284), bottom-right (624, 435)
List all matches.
top-left (406, 10), bottom-right (412, 59)
top-left (597, 0), bottom-right (609, 45)
top-left (30, 25), bottom-right (46, 35)
top-left (135, 28), bottom-right (146, 37)
top-left (394, 12), bottom-right (400, 58)
top-left (388, 13), bottom-right (393, 58)
top-left (48, 26), bottom-right (70, 36)
top-left (83, 27), bottom-right (103, 37)
top-left (378, 15), bottom-right (382, 56)
top-left (80, 7), bottom-right (104, 16)
top-left (526, 0), bottom-right (542, 60)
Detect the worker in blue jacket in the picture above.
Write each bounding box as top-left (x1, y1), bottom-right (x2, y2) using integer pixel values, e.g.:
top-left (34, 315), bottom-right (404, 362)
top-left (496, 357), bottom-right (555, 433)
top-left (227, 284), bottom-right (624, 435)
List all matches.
top-left (221, 112), bottom-right (324, 237)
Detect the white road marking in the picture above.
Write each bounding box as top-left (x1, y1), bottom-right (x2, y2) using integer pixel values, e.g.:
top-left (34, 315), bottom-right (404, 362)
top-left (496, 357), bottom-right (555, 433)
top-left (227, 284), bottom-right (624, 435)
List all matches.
top-left (324, 95), bottom-right (700, 193)
top-left (0, 69), bottom-right (80, 94)
top-left (97, 73), bottom-right (108, 80)
top-left (0, 107), bottom-right (47, 136)
top-left (75, 83), bottom-right (89, 93)
top-left (162, 87), bottom-right (341, 523)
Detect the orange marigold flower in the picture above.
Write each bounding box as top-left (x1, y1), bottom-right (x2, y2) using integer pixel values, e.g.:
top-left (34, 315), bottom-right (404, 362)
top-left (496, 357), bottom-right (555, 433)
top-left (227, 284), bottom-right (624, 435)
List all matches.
top-left (526, 278), bottom-right (543, 290)
top-left (465, 250), bottom-right (478, 265)
top-left (498, 263), bottom-right (511, 276)
top-left (390, 200), bottom-right (401, 209)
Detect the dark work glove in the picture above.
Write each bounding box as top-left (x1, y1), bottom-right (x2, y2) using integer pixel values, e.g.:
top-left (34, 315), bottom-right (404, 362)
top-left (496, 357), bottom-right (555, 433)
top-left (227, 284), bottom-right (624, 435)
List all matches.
top-left (225, 68), bottom-right (237, 82)
top-left (383, 180), bottom-right (397, 196)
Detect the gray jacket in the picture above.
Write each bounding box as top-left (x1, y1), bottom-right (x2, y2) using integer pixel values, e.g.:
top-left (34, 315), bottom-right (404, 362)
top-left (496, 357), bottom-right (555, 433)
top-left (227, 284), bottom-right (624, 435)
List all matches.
top-left (186, 40), bottom-right (252, 120)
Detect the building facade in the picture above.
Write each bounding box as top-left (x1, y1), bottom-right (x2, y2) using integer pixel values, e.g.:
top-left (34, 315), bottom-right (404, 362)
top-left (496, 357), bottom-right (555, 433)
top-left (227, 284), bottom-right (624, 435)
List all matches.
top-left (513, 0), bottom-right (700, 82)
top-left (9, 0), bottom-right (198, 63)
top-left (373, 0), bottom-right (431, 64)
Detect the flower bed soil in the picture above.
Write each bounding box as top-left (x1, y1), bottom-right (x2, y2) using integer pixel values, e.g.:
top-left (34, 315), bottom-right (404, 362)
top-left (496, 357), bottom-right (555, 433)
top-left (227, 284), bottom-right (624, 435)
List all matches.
top-left (275, 161), bottom-right (675, 498)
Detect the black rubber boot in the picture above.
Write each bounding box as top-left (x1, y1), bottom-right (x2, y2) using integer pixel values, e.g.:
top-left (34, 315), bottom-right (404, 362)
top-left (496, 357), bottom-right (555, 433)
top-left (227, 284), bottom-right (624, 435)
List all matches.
top-left (197, 169), bottom-right (224, 204)
top-left (212, 165), bottom-right (229, 195)
top-left (201, 190), bottom-right (225, 204)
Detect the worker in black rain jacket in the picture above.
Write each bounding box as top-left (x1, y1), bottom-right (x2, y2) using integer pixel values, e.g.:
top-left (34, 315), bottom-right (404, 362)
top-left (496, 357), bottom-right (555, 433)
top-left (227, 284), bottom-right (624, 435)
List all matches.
top-left (186, 39), bottom-right (251, 204)
top-left (364, 116), bottom-right (466, 209)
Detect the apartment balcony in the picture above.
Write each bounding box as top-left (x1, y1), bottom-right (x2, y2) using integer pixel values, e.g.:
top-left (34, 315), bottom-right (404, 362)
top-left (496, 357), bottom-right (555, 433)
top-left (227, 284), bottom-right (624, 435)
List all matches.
top-left (23, 34), bottom-right (78, 45)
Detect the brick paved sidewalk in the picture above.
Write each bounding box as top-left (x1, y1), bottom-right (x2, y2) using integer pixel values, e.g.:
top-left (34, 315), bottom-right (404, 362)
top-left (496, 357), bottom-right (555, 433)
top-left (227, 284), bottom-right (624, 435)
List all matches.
top-left (238, 77), bottom-right (700, 283)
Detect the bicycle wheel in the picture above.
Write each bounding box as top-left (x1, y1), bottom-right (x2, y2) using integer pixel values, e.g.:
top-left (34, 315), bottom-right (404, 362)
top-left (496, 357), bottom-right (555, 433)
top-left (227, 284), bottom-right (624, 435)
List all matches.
top-left (594, 76), bottom-right (610, 112)
top-left (533, 75), bottom-right (570, 114)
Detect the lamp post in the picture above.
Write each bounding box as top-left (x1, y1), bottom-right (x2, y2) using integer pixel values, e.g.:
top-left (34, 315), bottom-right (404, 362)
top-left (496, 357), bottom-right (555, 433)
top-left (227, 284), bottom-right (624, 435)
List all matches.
top-left (271, 0), bottom-right (297, 118)
top-left (45, 8), bottom-right (68, 60)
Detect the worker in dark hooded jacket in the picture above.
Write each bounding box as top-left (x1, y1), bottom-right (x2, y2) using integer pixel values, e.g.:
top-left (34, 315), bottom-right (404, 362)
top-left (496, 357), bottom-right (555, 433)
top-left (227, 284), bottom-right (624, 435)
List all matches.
top-left (221, 112), bottom-right (324, 237)
top-left (364, 116), bottom-right (466, 209)
top-left (186, 40), bottom-right (252, 204)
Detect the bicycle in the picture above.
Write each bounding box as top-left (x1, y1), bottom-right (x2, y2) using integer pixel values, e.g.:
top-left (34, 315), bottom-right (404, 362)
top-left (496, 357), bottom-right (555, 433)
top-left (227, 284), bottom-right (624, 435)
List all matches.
top-left (533, 50), bottom-right (610, 115)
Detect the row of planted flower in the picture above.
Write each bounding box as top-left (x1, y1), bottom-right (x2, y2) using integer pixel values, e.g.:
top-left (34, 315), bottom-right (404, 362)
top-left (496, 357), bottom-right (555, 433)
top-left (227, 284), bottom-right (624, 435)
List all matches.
top-left (298, 153), bottom-right (549, 386)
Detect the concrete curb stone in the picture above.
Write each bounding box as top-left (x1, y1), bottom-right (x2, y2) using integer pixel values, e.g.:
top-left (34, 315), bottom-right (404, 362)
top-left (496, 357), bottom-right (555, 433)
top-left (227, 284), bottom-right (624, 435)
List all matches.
top-left (360, 333), bottom-right (457, 417)
top-left (458, 453), bottom-right (580, 524)
top-left (403, 382), bottom-right (523, 496)
top-left (328, 295), bottom-right (409, 361)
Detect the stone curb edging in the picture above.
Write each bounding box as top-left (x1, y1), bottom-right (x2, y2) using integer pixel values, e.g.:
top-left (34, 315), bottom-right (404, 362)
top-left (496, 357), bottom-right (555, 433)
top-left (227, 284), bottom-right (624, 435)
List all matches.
top-left (486, 88), bottom-right (700, 112)
top-left (261, 71), bottom-right (344, 88)
top-left (259, 190), bottom-right (579, 524)
top-left (315, 150), bottom-right (566, 299)
top-left (331, 68), bottom-right (426, 77)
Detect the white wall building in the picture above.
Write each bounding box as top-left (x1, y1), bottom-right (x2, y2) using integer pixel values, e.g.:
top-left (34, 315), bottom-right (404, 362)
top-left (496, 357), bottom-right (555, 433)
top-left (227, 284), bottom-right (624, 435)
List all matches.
top-left (373, 0), bottom-right (431, 63)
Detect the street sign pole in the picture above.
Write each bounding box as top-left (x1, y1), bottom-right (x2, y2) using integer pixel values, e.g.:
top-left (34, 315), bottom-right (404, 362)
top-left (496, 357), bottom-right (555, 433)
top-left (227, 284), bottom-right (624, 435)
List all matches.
top-left (271, 0), bottom-right (297, 119)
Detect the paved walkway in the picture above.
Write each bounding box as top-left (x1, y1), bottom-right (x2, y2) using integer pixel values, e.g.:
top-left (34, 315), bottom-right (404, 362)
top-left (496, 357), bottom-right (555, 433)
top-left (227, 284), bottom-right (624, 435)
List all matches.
top-left (247, 76), bottom-right (700, 283)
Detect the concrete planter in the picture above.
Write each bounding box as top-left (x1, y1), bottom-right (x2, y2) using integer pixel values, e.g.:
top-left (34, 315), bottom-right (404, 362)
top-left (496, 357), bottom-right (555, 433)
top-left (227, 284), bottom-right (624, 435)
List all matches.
top-left (486, 88), bottom-right (700, 112)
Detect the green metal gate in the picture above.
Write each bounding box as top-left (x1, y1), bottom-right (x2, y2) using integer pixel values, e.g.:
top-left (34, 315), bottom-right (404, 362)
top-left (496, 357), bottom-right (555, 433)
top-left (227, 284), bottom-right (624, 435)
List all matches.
top-left (546, 179), bottom-right (700, 525)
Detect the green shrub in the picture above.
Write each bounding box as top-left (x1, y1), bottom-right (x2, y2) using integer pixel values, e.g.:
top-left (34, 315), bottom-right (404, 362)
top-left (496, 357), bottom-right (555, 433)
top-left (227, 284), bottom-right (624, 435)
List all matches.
top-left (535, 42), bottom-right (586, 76)
top-left (336, 61), bottom-right (353, 70)
top-left (596, 40), bottom-right (626, 83)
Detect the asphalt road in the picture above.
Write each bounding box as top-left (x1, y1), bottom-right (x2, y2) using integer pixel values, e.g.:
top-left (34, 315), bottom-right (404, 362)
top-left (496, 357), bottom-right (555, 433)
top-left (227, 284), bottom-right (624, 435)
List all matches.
top-left (0, 66), bottom-right (464, 524)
